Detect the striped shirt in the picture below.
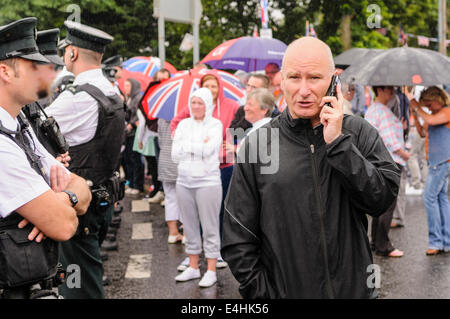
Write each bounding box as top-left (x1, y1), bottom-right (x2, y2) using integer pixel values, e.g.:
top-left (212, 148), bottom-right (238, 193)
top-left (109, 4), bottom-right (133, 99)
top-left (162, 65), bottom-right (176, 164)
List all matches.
top-left (365, 102), bottom-right (406, 166)
top-left (157, 119), bottom-right (178, 182)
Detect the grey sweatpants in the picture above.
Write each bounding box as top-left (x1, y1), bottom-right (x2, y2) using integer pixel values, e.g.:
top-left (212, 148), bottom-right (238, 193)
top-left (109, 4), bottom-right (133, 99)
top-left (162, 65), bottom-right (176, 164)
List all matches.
top-left (176, 183), bottom-right (222, 259)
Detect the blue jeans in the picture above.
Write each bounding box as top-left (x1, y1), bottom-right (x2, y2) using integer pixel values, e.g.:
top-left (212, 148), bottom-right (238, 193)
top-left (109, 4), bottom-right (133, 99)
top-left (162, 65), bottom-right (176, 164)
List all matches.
top-left (423, 161), bottom-right (450, 251)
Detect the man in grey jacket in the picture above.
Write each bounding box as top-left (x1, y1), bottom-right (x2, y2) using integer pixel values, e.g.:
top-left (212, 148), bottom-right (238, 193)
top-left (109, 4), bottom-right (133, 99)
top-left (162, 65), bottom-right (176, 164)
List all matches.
top-left (221, 37), bottom-right (400, 299)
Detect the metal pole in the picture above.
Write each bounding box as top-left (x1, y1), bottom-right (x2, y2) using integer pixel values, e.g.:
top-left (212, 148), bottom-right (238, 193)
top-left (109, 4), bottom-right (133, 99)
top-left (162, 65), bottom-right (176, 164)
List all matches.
top-left (158, 15), bottom-right (165, 65)
top-left (438, 0), bottom-right (447, 54)
top-left (193, 22), bottom-right (199, 66)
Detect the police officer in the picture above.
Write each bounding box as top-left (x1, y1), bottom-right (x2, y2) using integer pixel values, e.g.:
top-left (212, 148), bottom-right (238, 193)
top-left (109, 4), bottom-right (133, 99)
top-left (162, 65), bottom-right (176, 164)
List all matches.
top-left (101, 54), bottom-right (127, 256)
top-left (21, 28), bottom-right (70, 160)
top-left (0, 17), bottom-right (91, 299)
top-left (45, 21), bottom-right (125, 299)
top-left (102, 54), bottom-right (125, 99)
top-left (35, 28), bottom-right (65, 107)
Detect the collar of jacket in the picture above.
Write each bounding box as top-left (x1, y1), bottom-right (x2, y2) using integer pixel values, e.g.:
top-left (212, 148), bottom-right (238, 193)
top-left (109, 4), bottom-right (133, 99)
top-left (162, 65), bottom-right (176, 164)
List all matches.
top-left (280, 108), bottom-right (325, 147)
top-left (282, 108), bottom-right (314, 131)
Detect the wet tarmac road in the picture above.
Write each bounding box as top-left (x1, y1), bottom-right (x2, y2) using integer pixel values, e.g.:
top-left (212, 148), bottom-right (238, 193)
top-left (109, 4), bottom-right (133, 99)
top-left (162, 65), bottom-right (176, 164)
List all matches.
top-left (103, 191), bottom-right (450, 299)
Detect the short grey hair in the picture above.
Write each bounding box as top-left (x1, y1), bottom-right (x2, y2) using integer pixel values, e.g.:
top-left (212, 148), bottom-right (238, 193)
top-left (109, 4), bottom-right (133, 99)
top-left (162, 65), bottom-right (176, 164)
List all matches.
top-left (246, 88), bottom-right (276, 117)
top-left (248, 73), bottom-right (270, 88)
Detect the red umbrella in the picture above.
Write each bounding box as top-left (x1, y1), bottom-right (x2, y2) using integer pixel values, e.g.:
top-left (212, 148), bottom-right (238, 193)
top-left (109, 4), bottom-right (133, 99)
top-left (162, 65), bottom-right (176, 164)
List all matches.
top-left (117, 69), bottom-right (153, 94)
top-left (140, 69), bottom-right (244, 121)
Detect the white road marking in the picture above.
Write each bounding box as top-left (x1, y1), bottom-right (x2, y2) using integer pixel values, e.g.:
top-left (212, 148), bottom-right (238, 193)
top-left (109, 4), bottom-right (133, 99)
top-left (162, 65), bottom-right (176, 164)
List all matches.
top-left (131, 199), bottom-right (150, 213)
top-left (125, 254), bottom-right (152, 278)
top-left (132, 222), bottom-right (153, 240)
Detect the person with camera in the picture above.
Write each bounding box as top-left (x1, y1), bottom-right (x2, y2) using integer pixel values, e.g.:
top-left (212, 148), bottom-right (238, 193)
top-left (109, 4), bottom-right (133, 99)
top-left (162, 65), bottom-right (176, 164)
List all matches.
top-left (409, 86), bottom-right (450, 256)
top-left (45, 21), bottom-right (125, 299)
top-left (0, 17), bottom-right (91, 299)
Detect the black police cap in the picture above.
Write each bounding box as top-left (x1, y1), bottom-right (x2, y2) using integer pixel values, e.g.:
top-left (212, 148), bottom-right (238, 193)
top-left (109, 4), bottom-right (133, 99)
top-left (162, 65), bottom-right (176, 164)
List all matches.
top-left (102, 55), bottom-right (123, 68)
top-left (37, 28), bottom-right (64, 66)
top-left (59, 21), bottom-right (113, 53)
top-left (0, 17), bottom-right (49, 63)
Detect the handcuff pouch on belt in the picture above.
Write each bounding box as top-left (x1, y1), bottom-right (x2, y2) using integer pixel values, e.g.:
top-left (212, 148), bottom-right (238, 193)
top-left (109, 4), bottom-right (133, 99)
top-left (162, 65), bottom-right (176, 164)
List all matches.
top-left (75, 172), bottom-right (124, 237)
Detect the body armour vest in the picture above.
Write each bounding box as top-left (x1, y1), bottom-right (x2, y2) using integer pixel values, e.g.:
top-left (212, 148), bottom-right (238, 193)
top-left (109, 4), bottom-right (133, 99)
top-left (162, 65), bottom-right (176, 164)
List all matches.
top-left (0, 114), bottom-right (59, 289)
top-left (66, 83), bottom-right (126, 186)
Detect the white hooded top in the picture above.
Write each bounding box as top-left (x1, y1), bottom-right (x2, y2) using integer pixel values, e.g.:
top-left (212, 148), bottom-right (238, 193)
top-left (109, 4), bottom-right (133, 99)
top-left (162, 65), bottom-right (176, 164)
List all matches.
top-left (171, 88), bottom-right (223, 188)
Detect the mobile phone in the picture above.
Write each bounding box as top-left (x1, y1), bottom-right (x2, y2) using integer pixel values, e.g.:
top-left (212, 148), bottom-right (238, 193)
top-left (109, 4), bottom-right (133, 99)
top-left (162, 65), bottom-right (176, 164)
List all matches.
top-left (325, 75), bottom-right (339, 107)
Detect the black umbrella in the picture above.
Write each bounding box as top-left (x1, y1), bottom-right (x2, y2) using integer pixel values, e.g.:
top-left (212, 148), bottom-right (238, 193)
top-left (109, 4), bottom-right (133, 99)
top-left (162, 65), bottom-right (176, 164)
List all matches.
top-left (340, 46), bottom-right (450, 86)
top-left (334, 48), bottom-right (384, 69)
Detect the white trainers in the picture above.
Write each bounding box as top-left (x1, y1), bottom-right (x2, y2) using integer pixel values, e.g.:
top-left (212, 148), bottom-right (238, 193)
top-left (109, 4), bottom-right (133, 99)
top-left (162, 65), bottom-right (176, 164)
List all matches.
top-left (198, 270), bottom-right (217, 288)
top-left (177, 257), bottom-right (190, 271)
top-left (160, 199), bottom-right (165, 207)
top-left (148, 191), bottom-right (165, 204)
top-left (175, 267), bottom-right (200, 282)
top-left (216, 257), bottom-right (228, 269)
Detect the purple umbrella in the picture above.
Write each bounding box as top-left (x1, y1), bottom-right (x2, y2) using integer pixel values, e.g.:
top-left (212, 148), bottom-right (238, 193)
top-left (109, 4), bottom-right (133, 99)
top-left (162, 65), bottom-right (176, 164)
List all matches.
top-left (200, 36), bottom-right (287, 72)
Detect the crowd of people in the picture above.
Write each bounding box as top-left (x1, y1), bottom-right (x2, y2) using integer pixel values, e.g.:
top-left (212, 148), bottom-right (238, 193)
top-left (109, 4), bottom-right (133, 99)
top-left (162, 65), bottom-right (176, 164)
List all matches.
top-left (0, 16), bottom-right (448, 299)
top-left (117, 48), bottom-right (449, 292)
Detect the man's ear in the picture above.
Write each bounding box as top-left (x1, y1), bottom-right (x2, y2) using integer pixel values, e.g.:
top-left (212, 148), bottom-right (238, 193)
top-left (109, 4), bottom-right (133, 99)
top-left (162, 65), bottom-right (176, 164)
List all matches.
top-left (0, 63), bottom-right (14, 83)
top-left (71, 47), bottom-right (78, 62)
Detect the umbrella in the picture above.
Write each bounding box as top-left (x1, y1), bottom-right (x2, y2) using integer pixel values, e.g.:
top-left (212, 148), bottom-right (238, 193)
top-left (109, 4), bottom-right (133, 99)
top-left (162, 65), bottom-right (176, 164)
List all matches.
top-left (140, 69), bottom-right (245, 121)
top-left (200, 36), bottom-right (287, 72)
top-left (334, 48), bottom-right (384, 69)
top-left (340, 47), bottom-right (450, 86)
top-left (122, 56), bottom-right (177, 78)
top-left (117, 68), bottom-right (153, 94)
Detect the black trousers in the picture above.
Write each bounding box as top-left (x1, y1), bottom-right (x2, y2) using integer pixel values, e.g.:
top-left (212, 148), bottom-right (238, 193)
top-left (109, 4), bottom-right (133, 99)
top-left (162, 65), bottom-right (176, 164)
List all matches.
top-left (145, 155), bottom-right (162, 192)
top-left (371, 166), bottom-right (403, 255)
top-left (123, 135), bottom-right (144, 191)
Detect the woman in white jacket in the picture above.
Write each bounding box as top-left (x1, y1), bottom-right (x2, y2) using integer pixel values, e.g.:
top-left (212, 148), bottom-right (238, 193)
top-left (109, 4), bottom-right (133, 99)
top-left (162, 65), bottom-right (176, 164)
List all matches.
top-left (172, 88), bottom-right (223, 287)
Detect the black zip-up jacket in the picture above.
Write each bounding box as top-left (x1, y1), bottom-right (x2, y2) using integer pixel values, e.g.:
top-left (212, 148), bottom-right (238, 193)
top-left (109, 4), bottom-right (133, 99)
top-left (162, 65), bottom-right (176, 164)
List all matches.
top-left (221, 110), bottom-right (401, 299)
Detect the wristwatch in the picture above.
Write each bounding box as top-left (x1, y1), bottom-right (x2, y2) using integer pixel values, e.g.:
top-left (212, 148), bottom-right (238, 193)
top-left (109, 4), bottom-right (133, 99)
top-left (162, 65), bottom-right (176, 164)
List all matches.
top-left (63, 190), bottom-right (79, 207)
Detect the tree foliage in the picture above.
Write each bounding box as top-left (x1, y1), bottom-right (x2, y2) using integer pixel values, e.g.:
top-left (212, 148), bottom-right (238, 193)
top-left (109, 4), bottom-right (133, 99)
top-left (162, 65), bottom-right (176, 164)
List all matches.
top-left (0, 0), bottom-right (447, 71)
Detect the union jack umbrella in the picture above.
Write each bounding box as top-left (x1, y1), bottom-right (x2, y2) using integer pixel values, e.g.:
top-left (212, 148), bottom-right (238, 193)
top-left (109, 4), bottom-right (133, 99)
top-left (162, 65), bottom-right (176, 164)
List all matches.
top-left (122, 56), bottom-right (177, 78)
top-left (140, 69), bottom-right (245, 121)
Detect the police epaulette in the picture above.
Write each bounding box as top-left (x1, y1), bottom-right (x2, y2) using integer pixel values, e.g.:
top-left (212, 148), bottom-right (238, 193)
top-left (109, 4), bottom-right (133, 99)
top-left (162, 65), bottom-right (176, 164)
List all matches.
top-left (66, 85), bottom-right (78, 94)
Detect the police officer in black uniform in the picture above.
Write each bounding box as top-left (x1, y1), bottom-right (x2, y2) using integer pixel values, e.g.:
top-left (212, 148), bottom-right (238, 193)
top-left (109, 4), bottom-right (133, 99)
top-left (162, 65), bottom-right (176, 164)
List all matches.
top-left (102, 54), bottom-right (125, 98)
top-left (45, 21), bottom-right (125, 299)
top-left (0, 17), bottom-right (91, 299)
top-left (21, 28), bottom-right (70, 159)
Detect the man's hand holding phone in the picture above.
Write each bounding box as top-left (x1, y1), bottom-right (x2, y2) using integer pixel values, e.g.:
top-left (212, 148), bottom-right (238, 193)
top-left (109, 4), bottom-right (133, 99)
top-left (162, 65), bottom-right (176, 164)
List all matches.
top-left (319, 75), bottom-right (345, 144)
